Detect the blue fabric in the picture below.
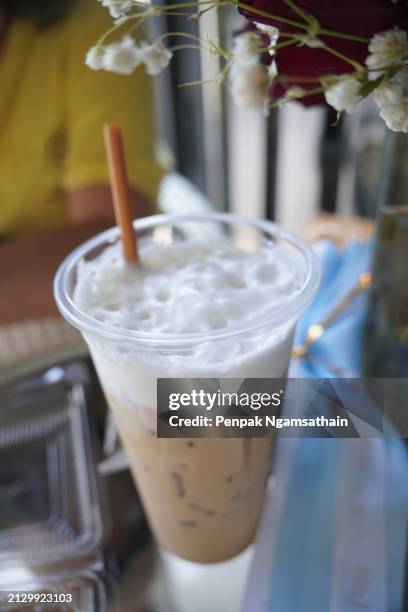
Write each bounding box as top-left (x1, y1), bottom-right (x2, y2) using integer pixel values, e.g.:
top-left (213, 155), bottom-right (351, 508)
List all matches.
top-left (268, 439), bottom-right (341, 611)
top-left (290, 239), bottom-right (373, 378)
top-left (266, 240), bottom-right (408, 612)
top-left (385, 436), bottom-right (408, 611)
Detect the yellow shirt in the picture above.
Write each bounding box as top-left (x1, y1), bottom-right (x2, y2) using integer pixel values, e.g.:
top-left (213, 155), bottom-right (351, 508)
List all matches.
top-left (0, 1), bottom-right (163, 236)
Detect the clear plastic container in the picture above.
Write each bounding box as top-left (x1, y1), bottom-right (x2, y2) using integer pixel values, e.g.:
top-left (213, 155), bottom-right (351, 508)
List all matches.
top-left (54, 213), bottom-right (320, 563)
top-left (0, 363), bottom-right (104, 573)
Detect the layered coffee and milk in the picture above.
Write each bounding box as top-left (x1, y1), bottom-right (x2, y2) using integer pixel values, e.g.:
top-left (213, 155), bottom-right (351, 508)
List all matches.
top-left (72, 237), bottom-right (304, 562)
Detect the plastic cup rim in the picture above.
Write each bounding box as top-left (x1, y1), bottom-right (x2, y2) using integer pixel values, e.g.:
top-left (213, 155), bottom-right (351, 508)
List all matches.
top-left (54, 212), bottom-right (321, 348)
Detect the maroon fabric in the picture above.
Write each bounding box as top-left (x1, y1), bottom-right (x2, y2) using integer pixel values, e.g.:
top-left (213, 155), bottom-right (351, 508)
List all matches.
top-left (240, 1), bottom-right (408, 105)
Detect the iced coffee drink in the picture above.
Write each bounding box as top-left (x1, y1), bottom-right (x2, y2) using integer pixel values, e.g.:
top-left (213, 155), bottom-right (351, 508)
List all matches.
top-left (55, 213), bottom-right (319, 563)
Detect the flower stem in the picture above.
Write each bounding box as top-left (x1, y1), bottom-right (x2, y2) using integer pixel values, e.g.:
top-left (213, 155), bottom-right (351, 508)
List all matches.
top-left (158, 0), bottom-right (220, 13)
top-left (282, 0), bottom-right (313, 23)
top-left (273, 38), bottom-right (300, 51)
top-left (164, 31), bottom-right (229, 57)
top-left (232, 1), bottom-right (368, 44)
top-left (179, 60), bottom-right (232, 87)
top-left (99, 0), bottom-right (370, 54)
top-left (268, 84), bottom-right (324, 110)
top-left (318, 27), bottom-right (368, 44)
top-left (170, 43), bottom-right (205, 51)
top-left (232, 1), bottom-right (308, 30)
top-left (161, 31), bottom-right (204, 43)
top-left (277, 75), bottom-right (322, 84)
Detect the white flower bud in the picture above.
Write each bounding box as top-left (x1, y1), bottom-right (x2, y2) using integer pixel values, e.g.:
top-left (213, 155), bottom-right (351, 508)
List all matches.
top-left (98, 0), bottom-right (133, 19)
top-left (366, 28), bottom-right (408, 79)
top-left (140, 40), bottom-right (173, 76)
top-left (255, 23), bottom-right (279, 39)
top-left (85, 46), bottom-right (104, 71)
top-left (379, 98), bottom-right (408, 133)
top-left (255, 22), bottom-right (279, 55)
top-left (233, 31), bottom-right (263, 64)
top-left (230, 62), bottom-right (270, 109)
top-left (102, 36), bottom-right (141, 75)
top-left (374, 81), bottom-right (404, 110)
top-left (324, 76), bottom-right (362, 113)
top-left (268, 61), bottom-right (278, 80)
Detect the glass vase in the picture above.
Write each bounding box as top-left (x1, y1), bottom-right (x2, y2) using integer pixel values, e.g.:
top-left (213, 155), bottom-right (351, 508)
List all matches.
top-left (363, 129), bottom-right (408, 377)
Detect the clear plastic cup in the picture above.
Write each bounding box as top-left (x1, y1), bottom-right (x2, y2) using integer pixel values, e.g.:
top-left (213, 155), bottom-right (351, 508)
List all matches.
top-left (54, 213), bottom-right (320, 563)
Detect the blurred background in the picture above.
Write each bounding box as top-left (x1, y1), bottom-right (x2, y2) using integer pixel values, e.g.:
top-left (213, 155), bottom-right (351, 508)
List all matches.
top-left (0, 1), bottom-right (407, 611)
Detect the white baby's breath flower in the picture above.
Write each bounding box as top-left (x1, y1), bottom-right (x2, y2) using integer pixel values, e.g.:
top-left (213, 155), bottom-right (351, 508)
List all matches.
top-left (324, 76), bottom-right (362, 113)
top-left (232, 31), bottom-right (263, 64)
top-left (230, 62), bottom-right (270, 109)
top-left (139, 40), bottom-right (173, 75)
top-left (379, 97), bottom-right (408, 132)
top-left (85, 46), bottom-right (104, 70)
top-left (369, 28), bottom-right (408, 56)
top-left (373, 80), bottom-right (408, 132)
top-left (102, 36), bottom-right (141, 75)
top-left (366, 28), bottom-right (408, 79)
top-left (255, 23), bottom-right (279, 57)
top-left (98, 0), bottom-right (133, 19)
top-left (230, 30), bottom-right (276, 110)
top-left (268, 60), bottom-right (278, 80)
top-left (255, 23), bottom-right (279, 40)
top-left (255, 23), bottom-right (278, 36)
top-left (374, 81), bottom-right (404, 110)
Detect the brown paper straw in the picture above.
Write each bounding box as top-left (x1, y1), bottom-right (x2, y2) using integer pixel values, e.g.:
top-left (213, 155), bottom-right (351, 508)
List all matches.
top-left (103, 124), bottom-right (138, 263)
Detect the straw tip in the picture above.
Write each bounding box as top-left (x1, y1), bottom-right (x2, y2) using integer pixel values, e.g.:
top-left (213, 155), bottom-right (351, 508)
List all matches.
top-left (103, 123), bottom-right (121, 137)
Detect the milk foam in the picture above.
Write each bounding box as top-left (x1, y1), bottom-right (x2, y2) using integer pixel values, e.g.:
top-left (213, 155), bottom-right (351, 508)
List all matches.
top-left (74, 239), bottom-right (304, 411)
top-left (74, 240), bottom-right (303, 334)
